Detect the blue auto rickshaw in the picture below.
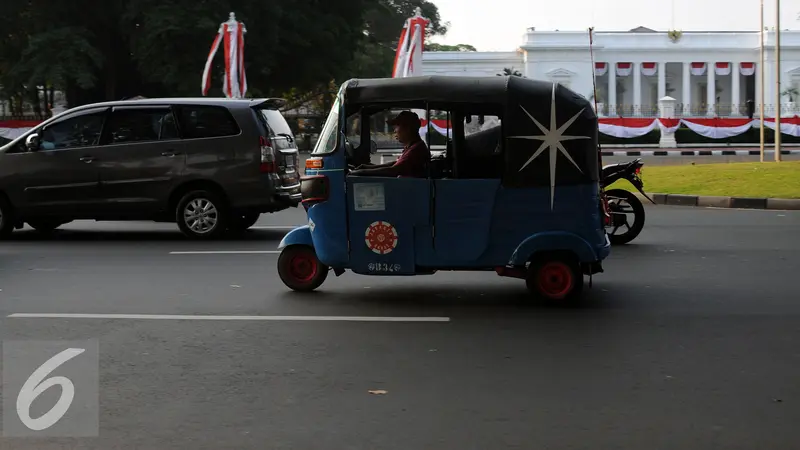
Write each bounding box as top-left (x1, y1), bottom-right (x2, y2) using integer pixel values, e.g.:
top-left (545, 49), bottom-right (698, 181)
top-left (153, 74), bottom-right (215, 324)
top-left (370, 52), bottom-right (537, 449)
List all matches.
top-left (277, 76), bottom-right (611, 301)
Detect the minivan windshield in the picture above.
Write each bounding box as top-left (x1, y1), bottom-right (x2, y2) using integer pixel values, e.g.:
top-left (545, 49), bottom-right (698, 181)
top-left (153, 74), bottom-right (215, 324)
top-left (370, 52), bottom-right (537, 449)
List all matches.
top-left (312, 97), bottom-right (340, 155)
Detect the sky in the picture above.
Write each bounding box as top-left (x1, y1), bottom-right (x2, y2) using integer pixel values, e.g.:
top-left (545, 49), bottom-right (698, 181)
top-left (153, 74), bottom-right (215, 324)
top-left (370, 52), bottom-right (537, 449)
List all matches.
top-left (429, 0), bottom-right (800, 51)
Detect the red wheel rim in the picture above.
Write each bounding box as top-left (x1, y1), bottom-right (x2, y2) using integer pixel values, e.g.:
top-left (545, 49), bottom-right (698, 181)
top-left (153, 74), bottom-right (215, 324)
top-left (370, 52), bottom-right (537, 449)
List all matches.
top-left (288, 251), bottom-right (318, 283)
top-left (536, 262), bottom-right (574, 299)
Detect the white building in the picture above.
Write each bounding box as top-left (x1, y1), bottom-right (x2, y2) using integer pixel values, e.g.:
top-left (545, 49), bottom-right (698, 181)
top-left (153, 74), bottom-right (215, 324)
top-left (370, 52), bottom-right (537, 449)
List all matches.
top-left (422, 27), bottom-right (800, 117)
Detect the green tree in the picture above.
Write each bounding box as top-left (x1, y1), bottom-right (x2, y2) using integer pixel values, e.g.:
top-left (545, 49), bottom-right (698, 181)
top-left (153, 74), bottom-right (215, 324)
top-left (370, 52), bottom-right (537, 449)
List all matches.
top-left (498, 67), bottom-right (523, 77)
top-left (1, 0), bottom-right (383, 107)
top-left (426, 43), bottom-right (476, 52)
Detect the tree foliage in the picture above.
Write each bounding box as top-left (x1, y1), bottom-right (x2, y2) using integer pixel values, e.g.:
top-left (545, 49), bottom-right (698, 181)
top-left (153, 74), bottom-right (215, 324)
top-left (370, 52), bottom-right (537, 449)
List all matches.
top-left (0, 0), bottom-right (455, 114)
top-left (498, 67), bottom-right (523, 77)
top-left (427, 43), bottom-right (477, 52)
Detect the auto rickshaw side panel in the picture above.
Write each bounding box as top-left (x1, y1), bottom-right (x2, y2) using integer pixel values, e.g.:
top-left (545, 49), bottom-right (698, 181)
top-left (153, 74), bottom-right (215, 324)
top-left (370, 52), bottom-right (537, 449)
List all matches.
top-left (346, 176), bottom-right (431, 275)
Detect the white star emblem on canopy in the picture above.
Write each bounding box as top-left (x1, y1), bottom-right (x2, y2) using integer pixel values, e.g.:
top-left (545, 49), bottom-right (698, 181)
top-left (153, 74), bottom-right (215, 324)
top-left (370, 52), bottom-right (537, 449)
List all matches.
top-left (508, 83), bottom-right (589, 210)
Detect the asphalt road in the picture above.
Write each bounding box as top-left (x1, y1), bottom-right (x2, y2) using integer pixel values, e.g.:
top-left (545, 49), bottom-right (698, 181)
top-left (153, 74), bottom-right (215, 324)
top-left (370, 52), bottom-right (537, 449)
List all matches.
top-left (1, 205), bottom-right (800, 449)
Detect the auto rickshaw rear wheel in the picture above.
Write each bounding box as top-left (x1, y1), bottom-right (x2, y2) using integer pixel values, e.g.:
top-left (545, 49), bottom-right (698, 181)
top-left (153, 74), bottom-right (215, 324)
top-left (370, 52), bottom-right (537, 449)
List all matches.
top-left (278, 245), bottom-right (329, 292)
top-left (526, 254), bottom-right (583, 301)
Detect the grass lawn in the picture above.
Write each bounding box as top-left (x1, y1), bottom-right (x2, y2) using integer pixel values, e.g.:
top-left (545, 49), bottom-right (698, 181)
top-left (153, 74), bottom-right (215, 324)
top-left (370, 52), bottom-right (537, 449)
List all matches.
top-left (608, 161), bottom-right (800, 199)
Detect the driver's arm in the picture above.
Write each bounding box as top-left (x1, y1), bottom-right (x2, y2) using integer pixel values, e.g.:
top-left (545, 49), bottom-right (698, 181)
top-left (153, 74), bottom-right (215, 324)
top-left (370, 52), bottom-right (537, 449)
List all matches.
top-left (351, 164), bottom-right (402, 177)
top-left (358, 161), bottom-right (393, 169)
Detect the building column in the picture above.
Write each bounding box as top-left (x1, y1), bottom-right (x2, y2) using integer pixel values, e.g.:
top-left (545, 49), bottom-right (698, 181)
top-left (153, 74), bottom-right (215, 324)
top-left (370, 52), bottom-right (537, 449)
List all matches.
top-left (608, 62), bottom-right (617, 116)
top-left (658, 62), bottom-right (667, 100)
top-left (706, 61), bottom-right (716, 116)
top-left (682, 62), bottom-right (692, 114)
top-left (633, 62), bottom-right (642, 114)
top-left (755, 61), bottom-right (763, 116)
top-left (765, 55), bottom-right (775, 117)
top-left (731, 62), bottom-right (741, 116)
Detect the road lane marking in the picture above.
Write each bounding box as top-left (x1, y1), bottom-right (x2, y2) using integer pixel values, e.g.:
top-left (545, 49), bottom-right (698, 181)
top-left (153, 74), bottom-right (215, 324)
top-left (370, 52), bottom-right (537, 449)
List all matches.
top-left (169, 250), bottom-right (281, 254)
top-left (7, 313), bottom-right (450, 322)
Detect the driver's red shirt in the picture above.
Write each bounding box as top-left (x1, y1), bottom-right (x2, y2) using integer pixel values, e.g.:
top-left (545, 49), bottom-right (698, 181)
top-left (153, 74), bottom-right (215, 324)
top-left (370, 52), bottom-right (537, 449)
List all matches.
top-left (392, 139), bottom-right (430, 178)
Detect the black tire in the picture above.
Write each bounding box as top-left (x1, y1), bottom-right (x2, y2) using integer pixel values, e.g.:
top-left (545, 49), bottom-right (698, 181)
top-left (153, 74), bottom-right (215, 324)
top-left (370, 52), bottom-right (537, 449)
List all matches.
top-left (228, 213), bottom-right (260, 232)
top-left (277, 245), bottom-right (329, 292)
top-left (27, 220), bottom-right (65, 233)
top-left (0, 195), bottom-right (14, 239)
top-left (175, 189), bottom-right (229, 239)
top-left (605, 189), bottom-right (645, 245)
top-left (526, 253), bottom-right (584, 301)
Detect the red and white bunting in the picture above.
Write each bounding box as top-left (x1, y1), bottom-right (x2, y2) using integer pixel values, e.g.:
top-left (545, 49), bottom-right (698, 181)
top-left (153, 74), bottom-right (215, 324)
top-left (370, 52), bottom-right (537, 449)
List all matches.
top-left (690, 62), bottom-right (706, 76)
top-left (740, 62), bottom-right (755, 76)
top-left (598, 117), bottom-right (800, 139)
top-left (0, 120), bottom-right (41, 140)
top-left (392, 8), bottom-right (430, 78)
top-left (641, 62), bottom-right (657, 77)
top-left (616, 63), bottom-right (632, 77)
top-left (202, 13), bottom-right (247, 98)
top-left (416, 117), bottom-right (800, 140)
top-left (594, 62), bottom-right (608, 77)
top-left (418, 119), bottom-right (451, 137)
top-left (714, 62), bottom-right (731, 76)
top-left (680, 118), bottom-right (752, 138)
top-left (757, 117), bottom-right (800, 136)
top-left (598, 118), bottom-right (658, 138)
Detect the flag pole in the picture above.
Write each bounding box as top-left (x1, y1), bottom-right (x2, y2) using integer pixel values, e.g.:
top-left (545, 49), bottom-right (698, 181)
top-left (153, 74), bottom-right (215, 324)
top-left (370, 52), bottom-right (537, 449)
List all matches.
top-left (760, 0), bottom-right (766, 162)
top-left (775, 0), bottom-right (782, 162)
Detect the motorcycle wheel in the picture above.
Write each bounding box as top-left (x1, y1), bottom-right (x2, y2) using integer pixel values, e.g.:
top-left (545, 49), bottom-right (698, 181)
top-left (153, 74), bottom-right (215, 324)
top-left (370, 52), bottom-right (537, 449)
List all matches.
top-left (605, 188), bottom-right (645, 245)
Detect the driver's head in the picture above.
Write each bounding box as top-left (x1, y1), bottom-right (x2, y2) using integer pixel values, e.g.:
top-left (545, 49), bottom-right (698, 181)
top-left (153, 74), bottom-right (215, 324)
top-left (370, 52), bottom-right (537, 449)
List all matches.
top-left (387, 111), bottom-right (421, 145)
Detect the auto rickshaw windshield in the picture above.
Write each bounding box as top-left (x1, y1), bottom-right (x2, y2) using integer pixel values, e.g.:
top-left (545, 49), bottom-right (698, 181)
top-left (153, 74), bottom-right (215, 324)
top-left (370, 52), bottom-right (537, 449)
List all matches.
top-left (312, 96), bottom-right (340, 155)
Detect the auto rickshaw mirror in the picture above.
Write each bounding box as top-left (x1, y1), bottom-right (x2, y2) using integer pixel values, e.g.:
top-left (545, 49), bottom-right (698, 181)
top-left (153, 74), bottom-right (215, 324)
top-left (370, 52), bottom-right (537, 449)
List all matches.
top-left (369, 140), bottom-right (377, 154)
top-left (465, 115), bottom-right (472, 124)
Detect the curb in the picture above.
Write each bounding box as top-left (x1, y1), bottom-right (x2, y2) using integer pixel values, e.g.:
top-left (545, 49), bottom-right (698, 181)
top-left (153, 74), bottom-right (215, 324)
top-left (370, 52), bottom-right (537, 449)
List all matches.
top-left (601, 150), bottom-right (800, 157)
top-left (638, 193), bottom-right (800, 210)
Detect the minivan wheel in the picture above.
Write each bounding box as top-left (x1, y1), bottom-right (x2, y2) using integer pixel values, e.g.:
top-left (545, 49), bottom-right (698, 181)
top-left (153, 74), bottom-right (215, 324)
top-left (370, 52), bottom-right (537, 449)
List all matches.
top-left (0, 196), bottom-right (15, 238)
top-left (176, 190), bottom-right (229, 239)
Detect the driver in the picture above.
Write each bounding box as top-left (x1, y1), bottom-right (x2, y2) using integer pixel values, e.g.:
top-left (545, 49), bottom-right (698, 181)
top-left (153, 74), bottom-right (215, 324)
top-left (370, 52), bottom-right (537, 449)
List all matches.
top-left (350, 111), bottom-right (430, 178)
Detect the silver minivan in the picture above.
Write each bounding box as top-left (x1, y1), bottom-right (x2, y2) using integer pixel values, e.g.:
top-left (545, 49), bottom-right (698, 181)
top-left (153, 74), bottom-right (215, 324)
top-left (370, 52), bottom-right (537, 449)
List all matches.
top-left (0, 97), bottom-right (301, 239)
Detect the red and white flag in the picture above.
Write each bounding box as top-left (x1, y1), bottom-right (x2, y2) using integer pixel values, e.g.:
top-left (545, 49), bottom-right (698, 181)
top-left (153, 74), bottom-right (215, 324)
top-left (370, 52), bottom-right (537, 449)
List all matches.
top-left (202, 12), bottom-right (248, 98)
top-left (392, 8), bottom-right (430, 78)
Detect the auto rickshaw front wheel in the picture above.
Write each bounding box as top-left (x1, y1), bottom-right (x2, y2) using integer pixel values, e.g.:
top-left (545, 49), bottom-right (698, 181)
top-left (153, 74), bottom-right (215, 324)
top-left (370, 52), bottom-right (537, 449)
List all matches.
top-left (278, 245), bottom-right (329, 292)
top-left (526, 253), bottom-right (584, 301)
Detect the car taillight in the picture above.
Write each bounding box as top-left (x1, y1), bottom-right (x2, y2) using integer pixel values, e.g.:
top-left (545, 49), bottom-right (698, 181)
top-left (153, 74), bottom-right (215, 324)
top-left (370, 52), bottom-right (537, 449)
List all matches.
top-left (260, 136), bottom-right (276, 173)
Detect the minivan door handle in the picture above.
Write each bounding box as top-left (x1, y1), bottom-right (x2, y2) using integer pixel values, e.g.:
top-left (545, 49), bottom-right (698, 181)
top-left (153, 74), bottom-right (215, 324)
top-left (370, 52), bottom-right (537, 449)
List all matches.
top-left (79, 156), bottom-right (94, 163)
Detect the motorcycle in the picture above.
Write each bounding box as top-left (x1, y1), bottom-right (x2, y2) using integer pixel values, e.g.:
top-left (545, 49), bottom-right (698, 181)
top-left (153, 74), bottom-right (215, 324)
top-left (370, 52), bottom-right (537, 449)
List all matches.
top-left (600, 158), bottom-right (655, 245)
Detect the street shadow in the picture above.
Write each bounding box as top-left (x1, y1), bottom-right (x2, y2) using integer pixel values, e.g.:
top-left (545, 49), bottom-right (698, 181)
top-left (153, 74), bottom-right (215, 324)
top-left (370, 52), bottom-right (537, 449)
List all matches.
top-left (277, 280), bottom-right (647, 317)
top-left (6, 228), bottom-right (289, 243)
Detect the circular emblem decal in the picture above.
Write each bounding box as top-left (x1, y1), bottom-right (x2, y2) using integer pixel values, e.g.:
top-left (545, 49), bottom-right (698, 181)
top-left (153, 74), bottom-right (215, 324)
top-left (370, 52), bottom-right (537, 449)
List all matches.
top-left (365, 221), bottom-right (398, 255)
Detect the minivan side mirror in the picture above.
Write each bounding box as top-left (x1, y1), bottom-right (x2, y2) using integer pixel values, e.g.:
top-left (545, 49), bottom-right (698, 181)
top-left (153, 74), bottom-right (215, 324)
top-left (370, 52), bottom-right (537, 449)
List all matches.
top-left (25, 133), bottom-right (40, 151)
top-left (369, 140), bottom-right (377, 154)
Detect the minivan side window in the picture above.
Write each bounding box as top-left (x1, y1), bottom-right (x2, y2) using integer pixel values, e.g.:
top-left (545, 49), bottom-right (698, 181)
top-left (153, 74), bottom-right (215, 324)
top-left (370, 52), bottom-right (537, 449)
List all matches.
top-left (175, 106), bottom-right (240, 139)
top-left (107, 109), bottom-right (178, 144)
top-left (106, 109), bottom-right (179, 144)
top-left (39, 111), bottom-right (106, 150)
